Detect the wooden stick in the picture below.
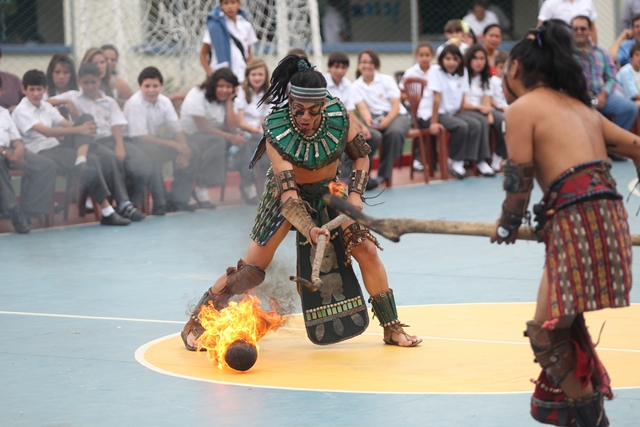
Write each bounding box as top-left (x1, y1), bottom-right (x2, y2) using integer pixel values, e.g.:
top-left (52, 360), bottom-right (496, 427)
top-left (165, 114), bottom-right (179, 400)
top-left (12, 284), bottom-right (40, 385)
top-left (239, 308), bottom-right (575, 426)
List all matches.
top-left (323, 194), bottom-right (640, 246)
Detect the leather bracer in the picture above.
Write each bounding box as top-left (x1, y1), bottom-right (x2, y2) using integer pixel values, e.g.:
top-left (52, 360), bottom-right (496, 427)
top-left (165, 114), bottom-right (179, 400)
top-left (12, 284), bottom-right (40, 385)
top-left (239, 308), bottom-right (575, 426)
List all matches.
top-left (497, 160), bottom-right (534, 242)
top-left (281, 197), bottom-right (316, 243)
top-left (348, 170), bottom-right (369, 196)
top-left (344, 133), bottom-right (371, 160)
top-left (274, 169), bottom-right (298, 198)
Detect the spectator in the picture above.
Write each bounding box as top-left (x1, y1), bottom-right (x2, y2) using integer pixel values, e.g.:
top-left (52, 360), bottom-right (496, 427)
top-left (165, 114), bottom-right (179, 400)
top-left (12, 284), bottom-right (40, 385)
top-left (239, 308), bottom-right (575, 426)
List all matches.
top-left (235, 58), bottom-right (271, 203)
top-left (180, 68), bottom-right (242, 209)
top-left (482, 24), bottom-right (502, 75)
top-left (462, 1), bottom-right (500, 42)
top-left (200, 0), bottom-right (257, 82)
top-left (12, 69), bottom-right (131, 226)
top-left (52, 64), bottom-right (149, 220)
top-left (81, 48), bottom-right (114, 98)
top-left (610, 14), bottom-right (640, 67)
top-left (538, 0), bottom-right (598, 45)
top-left (400, 41), bottom-right (436, 172)
top-left (351, 49), bottom-right (411, 187)
top-left (615, 43), bottom-right (640, 108)
top-left (44, 54), bottom-right (78, 120)
top-left (0, 47), bottom-right (23, 112)
top-left (460, 44), bottom-right (499, 177)
top-left (622, 0), bottom-right (640, 29)
top-left (436, 19), bottom-right (470, 58)
top-left (489, 51), bottom-right (509, 170)
top-left (124, 66), bottom-right (199, 214)
top-left (421, 44), bottom-right (479, 180)
top-left (101, 44), bottom-right (134, 108)
top-left (572, 16), bottom-right (638, 131)
top-left (0, 78), bottom-right (57, 233)
top-left (323, 50), bottom-right (380, 190)
top-left (461, 25), bottom-right (478, 46)
top-left (322, 0), bottom-right (348, 43)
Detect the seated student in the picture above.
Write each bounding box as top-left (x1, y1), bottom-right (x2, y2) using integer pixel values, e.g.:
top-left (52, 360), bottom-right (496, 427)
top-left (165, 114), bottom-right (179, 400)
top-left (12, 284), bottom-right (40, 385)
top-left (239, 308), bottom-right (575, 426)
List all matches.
top-left (351, 49), bottom-right (411, 186)
top-left (616, 42), bottom-right (640, 108)
top-left (0, 79), bottom-right (57, 233)
top-left (436, 19), bottom-right (470, 58)
top-left (420, 44), bottom-right (480, 179)
top-left (459, 43), bottom-right (503, 177)
top-left (101, 44), bottom-right (134, 108)
top-left (323, 50), bottom-right (380, 190)
top-left (234, 58), bottom-right (271, 202)
top-left (81, 48), bottom-right (115, 98)
top-left (12, 69), bottom-right (131, 225)
top-left (123, 67), bottom-right (199, 213)
top-left (399, 41), bottom-right (435, 172)
top-left (489, 51), bottom-right (509, 170)
top-left (180, 67), bottom-right (243, 209)
top-left (52, 63), bottom-right (150, 219)
top-left (44, 54), bottom-right (79, 120)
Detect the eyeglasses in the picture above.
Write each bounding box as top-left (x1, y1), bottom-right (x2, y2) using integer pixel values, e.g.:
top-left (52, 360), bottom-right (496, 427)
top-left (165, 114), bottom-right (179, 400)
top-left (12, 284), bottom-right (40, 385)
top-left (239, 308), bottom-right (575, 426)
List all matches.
top-left (358, 61), bottom-right (375, 65)
top-left (572, 26), bottom-right (588, 32)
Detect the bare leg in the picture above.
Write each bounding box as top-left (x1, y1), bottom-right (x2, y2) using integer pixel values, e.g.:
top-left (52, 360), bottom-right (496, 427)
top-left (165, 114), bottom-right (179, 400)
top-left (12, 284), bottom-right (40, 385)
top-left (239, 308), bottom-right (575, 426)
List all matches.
top-left (350, 234), bottom-right (419, 347)
top-left (533, 268), bottom-right (594, 399)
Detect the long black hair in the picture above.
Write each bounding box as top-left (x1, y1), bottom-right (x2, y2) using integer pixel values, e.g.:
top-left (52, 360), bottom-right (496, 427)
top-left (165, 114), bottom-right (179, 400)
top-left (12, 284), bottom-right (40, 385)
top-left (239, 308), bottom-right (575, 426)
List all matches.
top-left (464, 43), bottom-right (490, 89)
top-left (509, 19), bottom-right (590, 106)
top-left (200, 67), bottom-right (239, 102)
top-left (46, 54), bottom-right (78, 96)
top-left (438, 44), bottom-right (465, 77)
top-left (259, 55), bottom-right (326, 106)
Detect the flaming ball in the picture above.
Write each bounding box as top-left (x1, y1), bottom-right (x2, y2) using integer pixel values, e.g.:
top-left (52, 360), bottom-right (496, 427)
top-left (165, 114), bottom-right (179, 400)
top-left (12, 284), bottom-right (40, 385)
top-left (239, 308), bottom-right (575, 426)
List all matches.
top-left (224, 339), bottom-right (258, 371)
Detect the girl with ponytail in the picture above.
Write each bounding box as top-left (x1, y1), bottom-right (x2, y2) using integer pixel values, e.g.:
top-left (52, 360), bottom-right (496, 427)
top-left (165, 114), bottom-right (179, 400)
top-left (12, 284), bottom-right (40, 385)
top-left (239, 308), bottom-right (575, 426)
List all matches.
top-left (181, 54), bottom-right (421, 354)
top-left (492, 19), bottom-right (640, 426)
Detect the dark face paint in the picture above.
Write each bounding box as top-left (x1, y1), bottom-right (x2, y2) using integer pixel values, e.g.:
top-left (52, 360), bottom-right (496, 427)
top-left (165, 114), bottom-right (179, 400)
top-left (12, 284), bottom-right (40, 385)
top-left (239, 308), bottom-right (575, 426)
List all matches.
top-left (290, 101), bottom-right (324, 117)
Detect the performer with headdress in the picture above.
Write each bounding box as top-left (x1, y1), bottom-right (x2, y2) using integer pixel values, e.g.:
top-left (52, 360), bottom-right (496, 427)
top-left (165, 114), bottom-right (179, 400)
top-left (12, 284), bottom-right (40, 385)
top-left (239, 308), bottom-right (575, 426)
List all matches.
top-left (182, 54), bottom-right (421, 351)
top-left (491, 19), bottom-right (636, 427)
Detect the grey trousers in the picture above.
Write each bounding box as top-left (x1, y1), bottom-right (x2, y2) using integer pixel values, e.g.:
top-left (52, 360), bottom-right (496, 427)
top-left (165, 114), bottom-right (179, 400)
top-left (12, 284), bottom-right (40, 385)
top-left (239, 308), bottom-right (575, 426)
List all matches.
top-left (338, 129), bottom-right (382, 181)
top-left (235, 132), bottom-right (270, 192)
top-left (39, 145), bottom-right (111, 204)
top-left (369, 114), bottom-right (411, 180)
top-left (188, 131), bottom-right (228, 188)
top-left (135, 139), bottom-right (199, 205)
top-left (418, 113), bottom-right (479, 162)
top-left (0, 149), bottom-right (57, 215)
top-left (492, 109), bottom-right (507, 158)
top-left (457, 110), bottom-right (491, 162)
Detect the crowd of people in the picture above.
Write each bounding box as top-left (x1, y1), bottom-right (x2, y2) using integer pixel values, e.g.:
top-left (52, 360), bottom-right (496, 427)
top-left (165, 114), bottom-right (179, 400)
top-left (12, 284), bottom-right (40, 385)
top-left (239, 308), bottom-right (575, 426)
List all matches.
top-left (2, 0), bottom-right (640, 235)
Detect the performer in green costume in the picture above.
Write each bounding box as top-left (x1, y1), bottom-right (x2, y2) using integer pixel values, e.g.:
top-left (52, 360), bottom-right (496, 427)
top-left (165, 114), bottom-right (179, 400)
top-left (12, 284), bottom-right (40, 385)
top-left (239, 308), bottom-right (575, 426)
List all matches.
top-left (182, 55), bottom-right (421, 350)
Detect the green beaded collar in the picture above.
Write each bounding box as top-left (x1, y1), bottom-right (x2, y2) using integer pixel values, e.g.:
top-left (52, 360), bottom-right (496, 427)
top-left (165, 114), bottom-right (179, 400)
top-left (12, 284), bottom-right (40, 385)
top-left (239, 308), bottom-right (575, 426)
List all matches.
top-left (264, 95), bottom-right (348, 171)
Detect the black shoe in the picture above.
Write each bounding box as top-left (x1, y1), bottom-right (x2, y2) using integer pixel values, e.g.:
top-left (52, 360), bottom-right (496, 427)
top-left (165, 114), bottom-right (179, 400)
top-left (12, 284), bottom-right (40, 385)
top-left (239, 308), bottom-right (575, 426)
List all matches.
top-left (119, 204), bottom-right (146, 221)
top-left (448, 167), bottom-right (466, 180)
top-left (9, 207), bottom-right (30, 234)
top-left (167, 201), bottom-right (197, 212)
top-left (100, 211), bottom-right (131, 226)
top-left (366, 177), bottom-right (380, 191)
top-left (197, 200), bottom-right (217, 210)
top-left (151, 204), bottom-right (166, 216)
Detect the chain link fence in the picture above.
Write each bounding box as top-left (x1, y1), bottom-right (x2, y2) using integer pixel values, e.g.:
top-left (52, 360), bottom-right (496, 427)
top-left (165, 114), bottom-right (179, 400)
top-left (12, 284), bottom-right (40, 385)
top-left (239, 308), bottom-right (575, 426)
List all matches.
top-left (0, 0), bottom-right (623, 95)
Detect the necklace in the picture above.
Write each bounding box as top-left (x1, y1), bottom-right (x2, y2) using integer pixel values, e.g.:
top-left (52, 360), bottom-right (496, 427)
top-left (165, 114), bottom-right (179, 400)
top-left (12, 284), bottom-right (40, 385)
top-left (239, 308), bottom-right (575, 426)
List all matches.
top-left (288, 109), bottom-right (326, 141)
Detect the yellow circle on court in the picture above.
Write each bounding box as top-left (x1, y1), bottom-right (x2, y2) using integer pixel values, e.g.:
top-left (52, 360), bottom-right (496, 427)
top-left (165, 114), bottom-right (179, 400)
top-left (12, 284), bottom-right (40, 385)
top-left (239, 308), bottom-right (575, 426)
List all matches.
top-left (135, 303), bottom-right (640, 393)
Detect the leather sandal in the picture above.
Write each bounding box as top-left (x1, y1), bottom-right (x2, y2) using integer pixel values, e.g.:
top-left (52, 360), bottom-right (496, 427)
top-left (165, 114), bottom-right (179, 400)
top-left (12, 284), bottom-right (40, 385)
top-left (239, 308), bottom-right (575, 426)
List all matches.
top-left (383, 323), bottom-right (422, 347)
top-left (181, 317), bottom-right (206, 351)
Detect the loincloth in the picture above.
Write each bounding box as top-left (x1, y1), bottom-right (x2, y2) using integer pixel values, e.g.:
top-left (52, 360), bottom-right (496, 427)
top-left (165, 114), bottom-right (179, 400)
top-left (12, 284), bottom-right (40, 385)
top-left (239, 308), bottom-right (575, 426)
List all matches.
top-left (533, 161), bottom-right (632, 319)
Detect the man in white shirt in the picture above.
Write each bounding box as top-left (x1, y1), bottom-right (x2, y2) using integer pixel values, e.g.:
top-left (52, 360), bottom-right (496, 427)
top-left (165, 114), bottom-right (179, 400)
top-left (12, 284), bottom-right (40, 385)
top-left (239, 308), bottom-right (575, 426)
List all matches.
top-left (13, 69), bottom-right (131, 225)
top-left (200, 0), bottom-right (257, 83)
top-left (463, 1), bottom-right (500, 41)
top-left (538, 0), bottom-right (598, 44)
top-left (322, 1), bottom-right (348, 43)
top-left (124, 67), bottom-right (199, 213)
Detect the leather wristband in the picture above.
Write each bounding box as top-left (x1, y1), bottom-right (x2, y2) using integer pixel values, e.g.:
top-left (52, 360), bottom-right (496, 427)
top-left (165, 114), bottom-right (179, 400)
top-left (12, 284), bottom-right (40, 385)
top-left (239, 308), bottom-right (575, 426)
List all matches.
top-left (348, 170), bottom-right (369, 195)
top-left (281, 198), bottom-right (316, 243)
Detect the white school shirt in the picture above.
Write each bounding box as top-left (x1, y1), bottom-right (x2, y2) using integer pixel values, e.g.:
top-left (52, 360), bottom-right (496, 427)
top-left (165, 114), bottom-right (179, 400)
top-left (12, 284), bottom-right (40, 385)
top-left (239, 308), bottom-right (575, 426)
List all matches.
top-left (436, 41), bottom-right (469, 59)
top-left (202, 12), bottom-right (258, 83)
top-left (465, 74), bottom-right (492, 107)
top-left (490, 75), bottom-right (508, 110)
top-left (399, 63), bottom-right (430, 91)
top-left (0, 107), bottom-right (21, 148)
top-left (462, 11), bottom-right (500, 38)
top-left (323, 72), bottom-right (355, 111)
top-left (123, 91), bottom-right (181, 138)
top-left (428, 65), bottom-right (469, 116)
top-left (234, 86), bottom-right (269, 129)
top-left (180, 87), bottom-right (226, 135)
top-left (322, 5), bottom-right (347, 44)
top-left (12, 97), bottom-right (64, 153)
top-left (350, 71), bottom-right (407, 116)
top-left (52, 90), bottom-right (127, 140)
top-left (538, 0), bottom-right (597, 24)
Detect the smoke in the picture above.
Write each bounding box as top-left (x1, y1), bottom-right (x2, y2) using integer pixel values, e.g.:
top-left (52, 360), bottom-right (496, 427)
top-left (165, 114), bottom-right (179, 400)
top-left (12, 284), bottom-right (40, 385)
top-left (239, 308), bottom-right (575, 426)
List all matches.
top-left (252, 259), bottom-right (301, 315)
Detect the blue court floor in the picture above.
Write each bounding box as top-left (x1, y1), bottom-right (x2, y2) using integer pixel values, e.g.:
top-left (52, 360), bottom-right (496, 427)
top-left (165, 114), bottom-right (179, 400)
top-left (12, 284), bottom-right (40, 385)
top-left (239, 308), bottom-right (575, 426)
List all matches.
top-left (1, 162), bottom-right (639, 427)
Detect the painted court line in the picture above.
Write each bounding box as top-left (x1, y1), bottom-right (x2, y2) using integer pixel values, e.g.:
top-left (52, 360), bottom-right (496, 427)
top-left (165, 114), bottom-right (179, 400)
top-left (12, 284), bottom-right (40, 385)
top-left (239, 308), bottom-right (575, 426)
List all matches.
top-left (2, 309), bottom-right (638, 354)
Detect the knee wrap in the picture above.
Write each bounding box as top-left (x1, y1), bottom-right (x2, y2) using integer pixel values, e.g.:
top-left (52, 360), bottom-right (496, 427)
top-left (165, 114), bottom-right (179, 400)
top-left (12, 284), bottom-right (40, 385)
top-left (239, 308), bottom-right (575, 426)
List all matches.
top-left (342, 222), bottom-right (382, 265)
top-left (226, 259), bottom-right (266, 295)
top-left (344, 133), bottom-right (372, 160)
top-left (568, 390), bottom-right (609, 427)
top-left (525, 321), bottom-right (576, 386)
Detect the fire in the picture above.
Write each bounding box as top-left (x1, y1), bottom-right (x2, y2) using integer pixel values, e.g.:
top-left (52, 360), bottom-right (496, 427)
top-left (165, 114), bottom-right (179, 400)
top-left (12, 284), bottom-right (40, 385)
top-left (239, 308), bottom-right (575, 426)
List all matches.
top-left (328, 180), bottom-right (347, 196)
top-left (196, 295), bottom-right (284, 370)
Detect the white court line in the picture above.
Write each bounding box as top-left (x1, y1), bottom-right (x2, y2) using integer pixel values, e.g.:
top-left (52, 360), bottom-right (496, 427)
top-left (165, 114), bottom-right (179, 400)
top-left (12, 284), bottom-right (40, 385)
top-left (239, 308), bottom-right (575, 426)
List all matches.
top-left (2, 309), bottom-right (639, 353)
top-left (627, 178), bottom-right (640, 197)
